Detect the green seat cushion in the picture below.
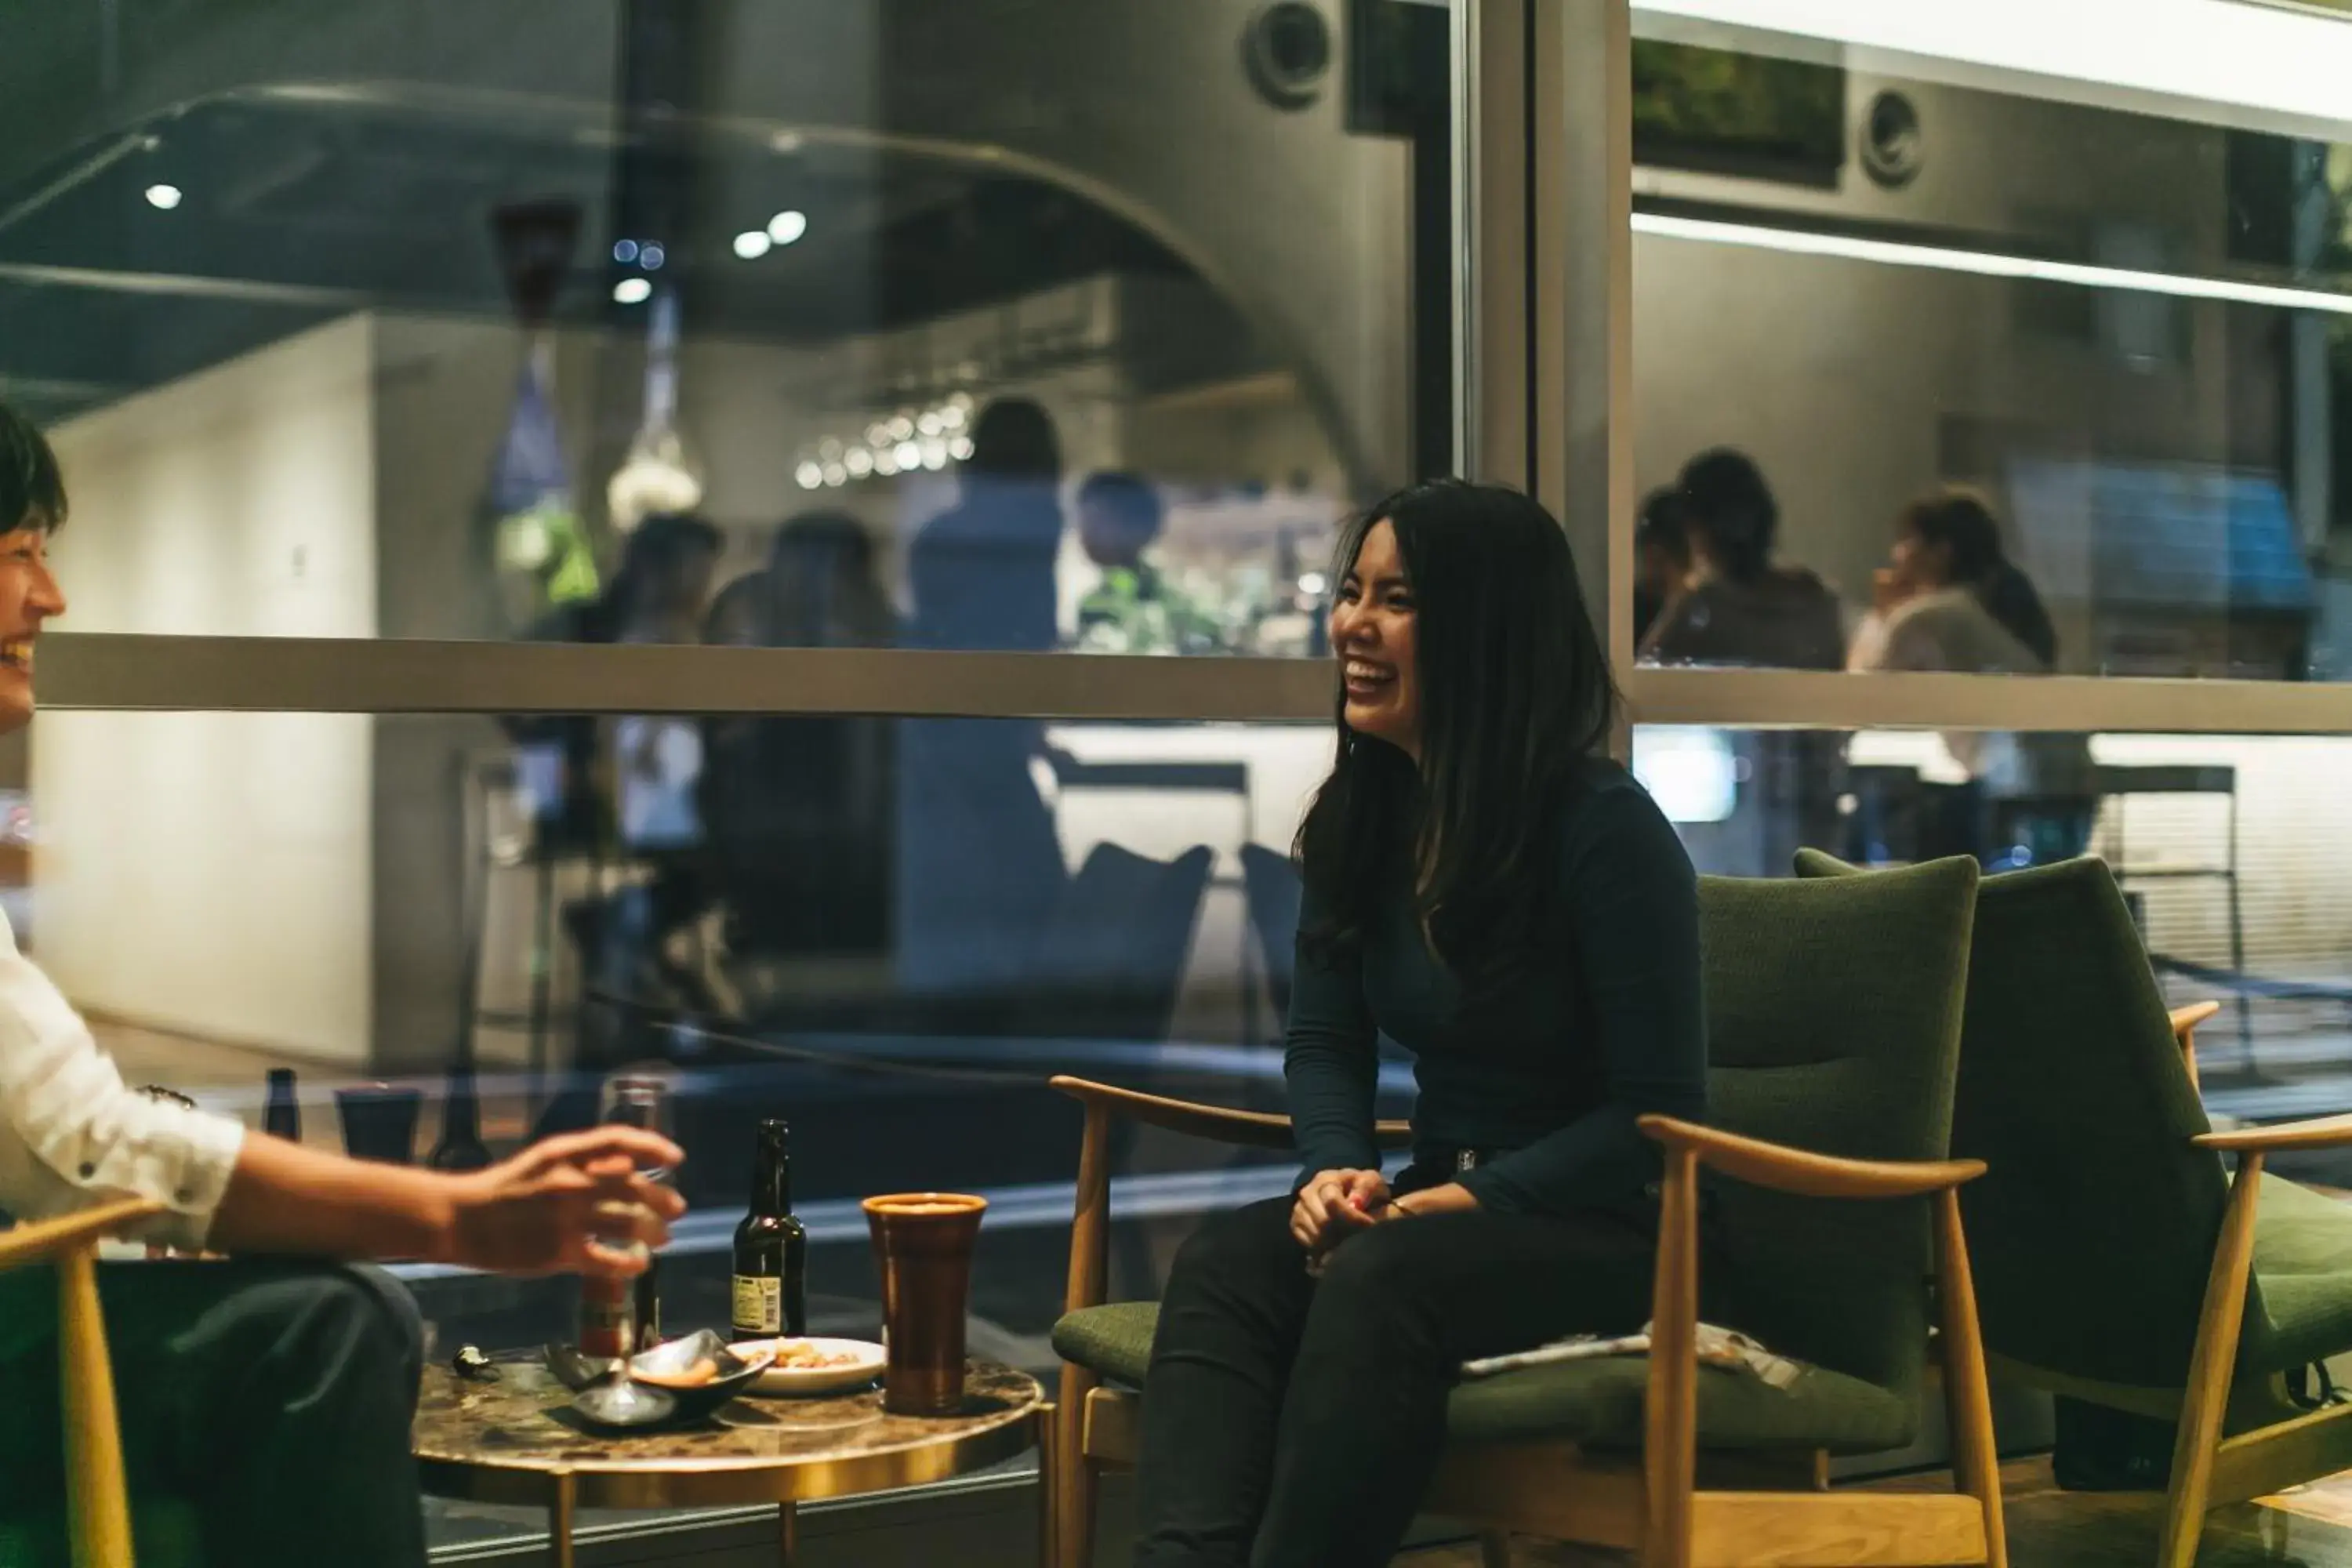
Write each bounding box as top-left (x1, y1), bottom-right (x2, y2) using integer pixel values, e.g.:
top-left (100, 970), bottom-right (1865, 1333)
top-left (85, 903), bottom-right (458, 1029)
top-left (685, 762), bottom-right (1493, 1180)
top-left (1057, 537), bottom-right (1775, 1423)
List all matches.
top-left (1054, 1302), bottom-right (1911, 1457)
top-left (0, 1497), bottom-right (205, 1568)
top-left (1054, 1300), bottom-right (1159, 1387)
top-left (2249, 1173), bottom-right (2352, 1375)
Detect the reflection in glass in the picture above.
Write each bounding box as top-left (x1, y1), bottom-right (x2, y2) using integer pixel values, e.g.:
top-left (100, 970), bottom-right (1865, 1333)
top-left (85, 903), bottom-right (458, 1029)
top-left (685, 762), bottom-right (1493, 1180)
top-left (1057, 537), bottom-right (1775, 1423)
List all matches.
top-left (1635, 726), bottom-right (2352, 1170)
top-left (1630, 20), bottom-right (2352, 680)
top-left (7, 1), bottom-right (1455, 655)
top-left (24, 706), bottom-right (1348, 1549)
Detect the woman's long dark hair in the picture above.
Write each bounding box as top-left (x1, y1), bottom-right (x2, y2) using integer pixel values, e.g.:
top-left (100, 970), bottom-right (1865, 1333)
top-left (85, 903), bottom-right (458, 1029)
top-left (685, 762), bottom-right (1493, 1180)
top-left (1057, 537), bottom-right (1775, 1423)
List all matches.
top-left (1295, 481), bottom-right (1617, 985)
top-left (1901, 491), bottom-right (2058, 668)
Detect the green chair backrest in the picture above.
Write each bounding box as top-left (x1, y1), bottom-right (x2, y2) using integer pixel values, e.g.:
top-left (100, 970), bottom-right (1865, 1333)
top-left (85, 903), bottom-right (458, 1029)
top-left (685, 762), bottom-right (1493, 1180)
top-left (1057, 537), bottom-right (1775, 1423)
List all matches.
top-left (1695, 857), bottom-right (1978, 1411)
top-left (1798, 851), bottom-right (2234, 1392)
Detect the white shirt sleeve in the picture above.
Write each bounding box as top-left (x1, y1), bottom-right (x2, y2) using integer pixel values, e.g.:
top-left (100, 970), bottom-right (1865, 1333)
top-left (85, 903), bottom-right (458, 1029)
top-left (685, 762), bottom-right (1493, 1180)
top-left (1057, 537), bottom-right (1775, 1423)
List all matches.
top-left (0, 907), bottom-right (246, 1251)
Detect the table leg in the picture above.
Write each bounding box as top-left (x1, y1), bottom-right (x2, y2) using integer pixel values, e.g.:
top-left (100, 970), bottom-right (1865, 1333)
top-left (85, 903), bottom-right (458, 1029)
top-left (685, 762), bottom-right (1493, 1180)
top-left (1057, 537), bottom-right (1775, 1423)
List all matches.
top-left (550, 1471), bottom-right (575, 1568)
top-left (779, 1499), bottom-right (798, 1565)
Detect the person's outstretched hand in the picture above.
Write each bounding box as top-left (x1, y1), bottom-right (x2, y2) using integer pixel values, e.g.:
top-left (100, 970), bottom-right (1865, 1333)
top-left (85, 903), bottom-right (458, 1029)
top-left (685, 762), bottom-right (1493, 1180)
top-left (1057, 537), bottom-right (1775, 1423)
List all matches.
top-left (445, 1127), bottom-right (686, 1278)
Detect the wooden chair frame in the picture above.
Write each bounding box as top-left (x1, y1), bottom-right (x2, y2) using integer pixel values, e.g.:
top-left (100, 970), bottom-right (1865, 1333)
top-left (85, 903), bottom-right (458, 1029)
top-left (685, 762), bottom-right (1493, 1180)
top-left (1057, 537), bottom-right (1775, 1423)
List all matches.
top-left (1962, 1002), bottom-right (2352, 1568)
top-left (1, 1196), bottom-right (162, 1568)
top-left (1044, 1076), bottom-right (2006, 1568)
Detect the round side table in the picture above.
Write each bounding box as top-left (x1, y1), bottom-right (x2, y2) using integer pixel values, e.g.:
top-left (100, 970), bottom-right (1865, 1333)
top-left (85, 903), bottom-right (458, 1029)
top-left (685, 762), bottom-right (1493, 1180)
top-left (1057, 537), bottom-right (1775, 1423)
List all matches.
top-left (414, 1356), bottom-right (1049, 1566)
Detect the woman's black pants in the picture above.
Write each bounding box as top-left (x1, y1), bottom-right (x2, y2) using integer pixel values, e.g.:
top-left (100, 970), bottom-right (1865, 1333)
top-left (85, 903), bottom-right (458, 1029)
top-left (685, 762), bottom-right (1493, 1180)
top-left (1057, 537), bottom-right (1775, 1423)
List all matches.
top-left (1131, 1192), bottom-right (1656, 1568)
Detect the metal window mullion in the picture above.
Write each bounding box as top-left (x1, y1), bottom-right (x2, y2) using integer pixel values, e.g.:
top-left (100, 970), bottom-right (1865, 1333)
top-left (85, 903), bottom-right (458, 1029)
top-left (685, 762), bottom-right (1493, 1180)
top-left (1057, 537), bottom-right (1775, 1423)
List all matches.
top-left (1625, 666), bottom-right (2352, 736)
top-left (33, 635), bottom-right (1338, 723)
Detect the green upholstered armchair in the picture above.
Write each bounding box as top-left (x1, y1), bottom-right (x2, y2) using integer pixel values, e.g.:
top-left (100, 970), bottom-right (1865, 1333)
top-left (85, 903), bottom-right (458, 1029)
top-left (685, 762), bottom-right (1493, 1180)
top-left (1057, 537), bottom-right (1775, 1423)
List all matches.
top-left (1046, 857), bottom-right (2000, 1568)
top-left (1799, 851), bottom-right (2352, 1568)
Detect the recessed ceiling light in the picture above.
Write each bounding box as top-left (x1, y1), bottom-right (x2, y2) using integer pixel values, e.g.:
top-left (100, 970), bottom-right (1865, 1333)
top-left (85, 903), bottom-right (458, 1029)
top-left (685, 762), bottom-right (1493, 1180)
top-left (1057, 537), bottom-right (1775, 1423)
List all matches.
top-left (143, 183), bottom-right (183, 211)
top-left (768, 209), bottom-right (808, 246)
top-left (639, 242), bottom-right (666, 270)
top-left (612, 277), bottom-right (653, 305)
top-left (732, 230), bottom-right (773, 260)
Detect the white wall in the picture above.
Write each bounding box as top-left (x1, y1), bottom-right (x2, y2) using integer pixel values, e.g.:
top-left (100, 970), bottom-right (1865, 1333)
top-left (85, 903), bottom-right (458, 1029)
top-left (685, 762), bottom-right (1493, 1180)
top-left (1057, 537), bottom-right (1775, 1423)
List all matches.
top-left (34, 318), bottom-right (378, 1062)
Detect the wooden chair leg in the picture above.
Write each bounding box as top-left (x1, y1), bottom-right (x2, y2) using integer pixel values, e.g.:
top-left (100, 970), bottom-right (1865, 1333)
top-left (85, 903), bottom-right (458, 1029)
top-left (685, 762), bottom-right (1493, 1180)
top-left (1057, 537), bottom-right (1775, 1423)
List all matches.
top-left (1056, 1365), bottom-right (1099, 1568)
top-left (1935, 1191), bottom-right (2009, 1568)
top-left (58, 1242), bottom-right (135, 1568)
top-left (2160, 1155), bottom-right (2266, 1568)
top-left (1478, 1528), bottom-right (1513, 1568)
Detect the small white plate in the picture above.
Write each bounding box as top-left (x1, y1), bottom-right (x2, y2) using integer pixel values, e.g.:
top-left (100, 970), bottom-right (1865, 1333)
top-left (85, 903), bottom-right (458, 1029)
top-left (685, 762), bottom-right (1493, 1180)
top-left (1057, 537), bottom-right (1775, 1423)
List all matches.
top-left (729, 1337), bottom-right (887, 1396)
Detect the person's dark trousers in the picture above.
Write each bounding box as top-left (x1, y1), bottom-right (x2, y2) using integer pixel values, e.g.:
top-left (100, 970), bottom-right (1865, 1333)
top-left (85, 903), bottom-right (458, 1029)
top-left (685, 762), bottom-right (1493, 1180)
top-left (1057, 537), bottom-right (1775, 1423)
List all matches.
top-left (1131, 1192), bottom-right (1657, 1568)
top-left (0, 1257), bottom-right (428, 1567)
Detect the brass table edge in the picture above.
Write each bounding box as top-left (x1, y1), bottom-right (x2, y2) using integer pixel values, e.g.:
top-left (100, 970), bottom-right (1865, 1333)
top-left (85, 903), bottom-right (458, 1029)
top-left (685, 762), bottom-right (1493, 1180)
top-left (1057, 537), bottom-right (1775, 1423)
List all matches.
top-left (417, 1381), bottom-right (1045, 1512)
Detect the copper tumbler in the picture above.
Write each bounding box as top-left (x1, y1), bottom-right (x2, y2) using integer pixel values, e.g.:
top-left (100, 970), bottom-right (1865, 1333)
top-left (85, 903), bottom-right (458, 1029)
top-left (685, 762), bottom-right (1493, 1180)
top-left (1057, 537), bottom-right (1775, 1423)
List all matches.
top-left (862, 1192), bottom-right (988, 1415)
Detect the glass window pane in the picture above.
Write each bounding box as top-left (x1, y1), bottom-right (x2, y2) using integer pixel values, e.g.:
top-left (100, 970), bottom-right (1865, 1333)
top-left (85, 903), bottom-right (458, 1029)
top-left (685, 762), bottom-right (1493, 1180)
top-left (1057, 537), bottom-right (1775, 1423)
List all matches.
top-left (1633, 724), bottom-right (2352, 1163)
top-left (22, 708), bottom-right (1341, 1550)
top-left (1630, 7), bottom-right (2352, 681)
top-left (4, 2), bottom-right (1455, 653)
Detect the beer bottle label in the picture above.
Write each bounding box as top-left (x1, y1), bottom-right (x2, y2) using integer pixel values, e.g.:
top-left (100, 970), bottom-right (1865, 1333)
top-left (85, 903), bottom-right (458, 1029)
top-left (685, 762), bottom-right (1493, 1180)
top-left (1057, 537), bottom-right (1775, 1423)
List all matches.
top-left (733, 1274), bottom-right (782, 1334)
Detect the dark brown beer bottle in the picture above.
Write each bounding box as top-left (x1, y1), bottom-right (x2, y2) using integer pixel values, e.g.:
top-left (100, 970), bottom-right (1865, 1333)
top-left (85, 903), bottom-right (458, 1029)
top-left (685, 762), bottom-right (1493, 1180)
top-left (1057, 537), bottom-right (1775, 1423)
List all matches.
top-left (731, 1119), bottom-right (808, 1338)
top-left (427, 1062), bottom-right (494, 1171)
top-left (263, 1068), bottom-right (300, 1142)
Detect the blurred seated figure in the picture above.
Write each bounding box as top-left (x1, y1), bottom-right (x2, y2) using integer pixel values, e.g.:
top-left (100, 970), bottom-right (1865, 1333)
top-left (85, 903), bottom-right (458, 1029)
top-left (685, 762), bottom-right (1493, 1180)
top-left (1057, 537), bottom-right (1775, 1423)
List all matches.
top-left (1849, 489), bottom-right (2093, 868)
top-left (1075, 471), bottom-right (1221, 654)
top-left (701, 512), bottom-right (897, 966)
top-left (1632, 485), bottom-right (1692, 649)
top-left (1643, 451), bottom-right (1846, 873)
top-left (508, 514), bottom-right (726, 1055)
top-left (899, 400), bottom-right (1071, 1014)
top-left (1641, 448), bottom-right (1843, 671)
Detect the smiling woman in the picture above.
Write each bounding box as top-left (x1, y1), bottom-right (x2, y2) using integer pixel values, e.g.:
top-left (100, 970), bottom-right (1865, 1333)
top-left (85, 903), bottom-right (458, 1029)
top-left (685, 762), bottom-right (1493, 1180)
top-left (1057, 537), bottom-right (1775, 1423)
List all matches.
top-left (1125, 482), bottom-right (1703, 1568)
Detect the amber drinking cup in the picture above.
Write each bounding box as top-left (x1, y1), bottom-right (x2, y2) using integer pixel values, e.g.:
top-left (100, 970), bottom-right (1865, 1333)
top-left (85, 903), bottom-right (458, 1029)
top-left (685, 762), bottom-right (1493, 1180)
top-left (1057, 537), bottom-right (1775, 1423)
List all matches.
top-left (861, 1192), bottom-right (988, 1415)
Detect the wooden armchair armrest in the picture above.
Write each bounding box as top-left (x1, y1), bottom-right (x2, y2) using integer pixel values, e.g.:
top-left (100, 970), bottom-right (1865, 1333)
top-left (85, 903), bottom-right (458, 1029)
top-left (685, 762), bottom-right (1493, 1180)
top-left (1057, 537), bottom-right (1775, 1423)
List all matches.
top-left (2195, 1112), bottom-right (2352, 1153)
top-left (2172, 1001), bottom-right (2221, 1094)
top-left (0, 1198), bottom-right (163, 1270)
top-left (1049, 1075), bottom-right (1414, 1152)
top-left (1637, 1115), bottom-right (1985, 1200)
top-left (1051, 1076), bottom-right (1413, 1319)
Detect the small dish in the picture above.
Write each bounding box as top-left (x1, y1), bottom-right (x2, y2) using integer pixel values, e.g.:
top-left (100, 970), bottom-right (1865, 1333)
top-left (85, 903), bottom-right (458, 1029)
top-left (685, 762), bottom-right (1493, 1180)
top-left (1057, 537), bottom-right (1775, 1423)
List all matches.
top-left (568, 1330), bottom-right (777, 1428)
top-left (728, 1336), bottom-right (887, 1396)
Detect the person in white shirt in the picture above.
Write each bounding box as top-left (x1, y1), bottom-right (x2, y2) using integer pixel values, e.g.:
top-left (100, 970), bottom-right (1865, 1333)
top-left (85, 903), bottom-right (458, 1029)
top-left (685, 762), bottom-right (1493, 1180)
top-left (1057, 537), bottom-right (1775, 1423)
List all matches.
top-left (0, 402), bottom-right (686, 1565)
top-left (1849, 489), bottom-right (2094, 863)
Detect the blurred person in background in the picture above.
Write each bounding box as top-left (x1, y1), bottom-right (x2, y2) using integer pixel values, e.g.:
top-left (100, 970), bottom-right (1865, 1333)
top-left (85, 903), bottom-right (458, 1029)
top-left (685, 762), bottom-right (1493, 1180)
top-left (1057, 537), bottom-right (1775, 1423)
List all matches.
top-left (1641, 448), bottom-right (1842, 670)
top-left (0, 400), bottom-right (684, 1568)
top-left (1642, 450), bottom-right (1846, 873)
top-left (1074, 470), bottom-right (1221, 654)
top-left (1849, 489), bottom-right (2092, 867)
top-left (509, 513), bottom-right (728, 1051)
top-left (702, 512), bottom-right (898, 966)
top-left (1632, 485), bottom-right (1692, 649)
top-left (898, 400), bottom-right (1072, 1015)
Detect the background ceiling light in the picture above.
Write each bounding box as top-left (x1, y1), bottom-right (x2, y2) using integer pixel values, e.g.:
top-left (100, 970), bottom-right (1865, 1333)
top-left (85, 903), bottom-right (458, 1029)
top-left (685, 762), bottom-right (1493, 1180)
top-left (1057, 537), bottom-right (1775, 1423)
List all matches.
top-left (732, 230), bottom-right (773, 260)
top-left (143, 183), bottom-right (182, 210)
top-left (612, 277), bottom-right (653, 305)
top-left (767, 210), bottom-right (809, 246)
top-left (1632, 212), bottom-right (2352, 318)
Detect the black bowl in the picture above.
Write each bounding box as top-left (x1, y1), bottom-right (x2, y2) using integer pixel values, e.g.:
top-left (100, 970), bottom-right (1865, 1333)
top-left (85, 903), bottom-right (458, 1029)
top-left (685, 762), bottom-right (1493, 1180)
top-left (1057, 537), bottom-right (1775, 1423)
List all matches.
top-left (561, 1330), bottom-right (776, 1428)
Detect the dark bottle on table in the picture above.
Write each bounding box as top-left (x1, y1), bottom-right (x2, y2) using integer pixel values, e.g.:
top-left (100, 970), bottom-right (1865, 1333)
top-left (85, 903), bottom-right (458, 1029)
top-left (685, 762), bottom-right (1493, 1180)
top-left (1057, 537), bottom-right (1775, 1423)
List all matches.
top-left (731, 1119), bottom-right (808, 1339)
top-left (263, 1068), bottom-right (300, 1143)
top-left (426, 1062), bottom-right (494, 1171)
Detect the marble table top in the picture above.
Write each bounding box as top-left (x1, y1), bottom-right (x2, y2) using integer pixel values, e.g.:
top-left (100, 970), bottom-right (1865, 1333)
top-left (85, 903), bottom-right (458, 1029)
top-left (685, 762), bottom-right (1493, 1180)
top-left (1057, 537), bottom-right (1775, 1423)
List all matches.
top-left (413, 1354), bottom-right (1044, 1509)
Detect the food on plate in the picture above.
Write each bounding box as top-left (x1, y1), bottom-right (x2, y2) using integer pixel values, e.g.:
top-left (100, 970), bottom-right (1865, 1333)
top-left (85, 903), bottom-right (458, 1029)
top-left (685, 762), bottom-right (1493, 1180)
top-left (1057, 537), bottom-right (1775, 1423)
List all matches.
top-left (752, 1339), bottom-right (866, 1370)
top-left (634, 1357), bottom-right (718, 1388)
